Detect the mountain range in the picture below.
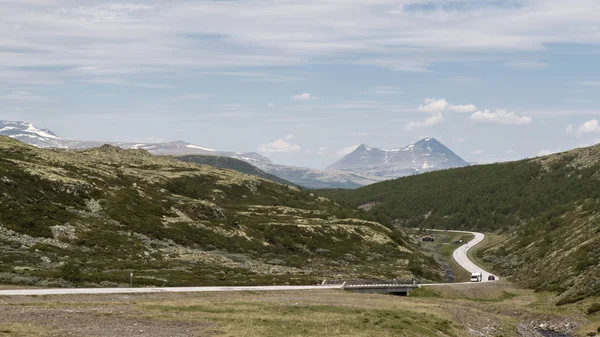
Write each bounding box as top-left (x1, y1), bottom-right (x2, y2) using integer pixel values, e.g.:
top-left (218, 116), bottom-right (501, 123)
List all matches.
top-left (0, 120), bottom-right (468, 188)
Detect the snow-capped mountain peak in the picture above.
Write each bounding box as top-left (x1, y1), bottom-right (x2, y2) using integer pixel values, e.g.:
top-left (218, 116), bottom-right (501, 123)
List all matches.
top-left (327, 138), bottom-right (468, 179)
top-left (0, 119), bottom-right (271, 164)
top-left (0, 120), bottom-right (66, 147)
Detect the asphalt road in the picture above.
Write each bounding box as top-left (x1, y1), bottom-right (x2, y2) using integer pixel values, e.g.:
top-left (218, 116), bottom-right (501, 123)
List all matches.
top-left (0, 230), bottom-right (496, 296)
top-left (427, 229), bottom-right (498, 283)
top-left (0, 285), bottom-right (343, 296)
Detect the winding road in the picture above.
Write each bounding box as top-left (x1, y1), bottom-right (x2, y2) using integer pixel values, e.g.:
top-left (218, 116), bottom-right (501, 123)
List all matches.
top-left (0, 230), bottom-right (495, 296)
top-left (427, 229), bottom-right (497, 284)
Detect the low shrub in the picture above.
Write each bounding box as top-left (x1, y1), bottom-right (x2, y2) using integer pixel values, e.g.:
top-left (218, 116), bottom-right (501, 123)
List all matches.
top-left (587, 302), bottom-right (600, 315)
top-left (59, 261), bottom-right (82, 283)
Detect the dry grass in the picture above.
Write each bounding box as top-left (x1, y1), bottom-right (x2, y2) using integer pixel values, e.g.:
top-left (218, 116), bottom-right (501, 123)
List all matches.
top-left (138, 291), bottom-right (464, 337)
top-left (1, 286), bottom-right (599, 337)
top-left (0, 323), bottom-right (55, 336)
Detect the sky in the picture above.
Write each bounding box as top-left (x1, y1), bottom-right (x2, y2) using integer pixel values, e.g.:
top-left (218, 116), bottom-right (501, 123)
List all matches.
top-left (1, 0), bottom-right (600, 169)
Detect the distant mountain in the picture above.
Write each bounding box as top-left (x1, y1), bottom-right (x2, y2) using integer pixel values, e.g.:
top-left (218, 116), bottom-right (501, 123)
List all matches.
top-left (0, 120), bottom-right (375, 189)
top-left (327, 138), bottom-right (468, 179)
top-left (0, 120), bottom-right (66, 148)
top-left (176, 154), bottom-right (294, 186)
top-left (0, 119), bottom-right (269, 163)
top-left (233, 157), bottom-right (383, 189)
top-left (320, 144), bottom-right (600, 304)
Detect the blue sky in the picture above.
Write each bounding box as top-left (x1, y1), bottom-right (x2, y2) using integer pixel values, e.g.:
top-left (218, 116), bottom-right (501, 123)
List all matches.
top-left (2, 0), bottom-right (600, 168)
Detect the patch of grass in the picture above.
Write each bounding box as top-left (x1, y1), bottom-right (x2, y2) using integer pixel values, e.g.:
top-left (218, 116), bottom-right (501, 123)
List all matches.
top-left (588, 302), bottom-right (600, 315)
top-left (0, 324), bottom-right (54, 336)
top-left (142, 301), bottom-right (459, 337)
top-left (415, 231), bottom-right (473, 283)
top-left (409, 287), bottom-right (442, 298)
top-left (471, 291), bottom-right (519, 303)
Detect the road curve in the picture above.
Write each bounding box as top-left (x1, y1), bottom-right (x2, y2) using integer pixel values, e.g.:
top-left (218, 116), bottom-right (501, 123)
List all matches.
top-left (0, 285), bottom-right (344, 296)
top-left (428, 229), bottom-right (497, 283)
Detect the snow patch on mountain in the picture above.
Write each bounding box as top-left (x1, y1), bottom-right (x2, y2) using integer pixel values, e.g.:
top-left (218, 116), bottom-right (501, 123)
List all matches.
top-left (327, 138), bottom-right (468, 180)
top-left (186, 144), bottom-right (215, 152)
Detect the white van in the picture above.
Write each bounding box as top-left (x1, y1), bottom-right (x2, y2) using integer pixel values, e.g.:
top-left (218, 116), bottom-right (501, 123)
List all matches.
top-left (470, 272), bottom-right (482, 282)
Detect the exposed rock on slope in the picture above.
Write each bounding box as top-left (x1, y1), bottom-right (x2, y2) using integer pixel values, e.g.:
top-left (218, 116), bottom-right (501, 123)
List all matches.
top-left (0, 136), bottom-right (441, 287)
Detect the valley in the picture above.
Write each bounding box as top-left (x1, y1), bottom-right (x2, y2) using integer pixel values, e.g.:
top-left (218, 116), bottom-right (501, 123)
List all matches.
top-left (2, 2), bottom-right (599, 336)
top-left (1, 123), bottom-right (599, 336)
top-left (319, 144), bottom-right (600, 305)
top-left (0, 136), bottom-right (442, 289)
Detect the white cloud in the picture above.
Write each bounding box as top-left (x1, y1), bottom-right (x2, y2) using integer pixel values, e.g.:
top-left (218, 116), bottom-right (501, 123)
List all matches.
top-left (87, 77), bottom-right (174, 88)
top-left (364, 86), bottom-right (402, 95)
top-left (317, 146), bottom-right (329, 155)
top-left (470, 109), bottom-right (532, 125)
top-left (258, 134), bottom-right (301, 153)
top-left (537, 149), bottom-right (561, 157)
top-left (175, 93), bottom-right (209, 100)
top-left (406, 113), bottom-right (444, 130)
top-left (575, 119), bottom-right (600, 136)
top-left (455, 137), bottom-right (466, 143)
top-left (291, 93), bottom-right (317, 101)
top-left (337, 144), bottom-right (360, 156)
top-left (449, 104), bottom-right (478, 113)
top-left (471, 149), bottom-right (484, 155)
top-left (357, 132), bottom-right (368, 136)
top-left (267, 102), bottom-right (276, 108)
top-left (408, 97), bottom-right (473, 130)
top-left (0, 0), bottom-right (599, 85)
top-left (419, 99), bottom-right (449, 113)
top-left (576, 81), bottom-right (600, 86)
top-left (505, 60), bottom-right (549, 70)
top-left (418, 98), bottom-right (477, 113)
top-left (1, 91), bottom-right (45, 101)
top-left (0, 0), bottom-right (598, 97)
top-left (566, 125), bottom-right (574, 135)
top-left (134, 136), bottom-right (168, 143)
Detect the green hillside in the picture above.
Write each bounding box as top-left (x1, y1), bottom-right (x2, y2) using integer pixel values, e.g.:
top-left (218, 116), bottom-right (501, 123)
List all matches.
top-left (176, 154), bottom-right (294, 186)
top-left (0, 137), bottom-right (442, 288)
top-left (319, 144), bottom-right (600, 303)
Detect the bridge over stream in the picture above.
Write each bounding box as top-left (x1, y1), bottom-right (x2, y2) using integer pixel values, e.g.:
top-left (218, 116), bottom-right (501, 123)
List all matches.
top-left (324, 280), bottom-right (420, 296)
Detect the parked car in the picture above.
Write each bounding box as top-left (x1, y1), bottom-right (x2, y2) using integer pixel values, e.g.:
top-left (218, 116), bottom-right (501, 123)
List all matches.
top-left (470, 272), bottom-right (482, 282)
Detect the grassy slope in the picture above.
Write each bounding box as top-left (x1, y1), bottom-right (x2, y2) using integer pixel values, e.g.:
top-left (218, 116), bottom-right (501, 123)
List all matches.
top-left (0, 137), bottom-right (442, 288)
top-left (318, 144), bottom-right (600, 304)
top-left (176, 154), bottom-right (294, 186)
